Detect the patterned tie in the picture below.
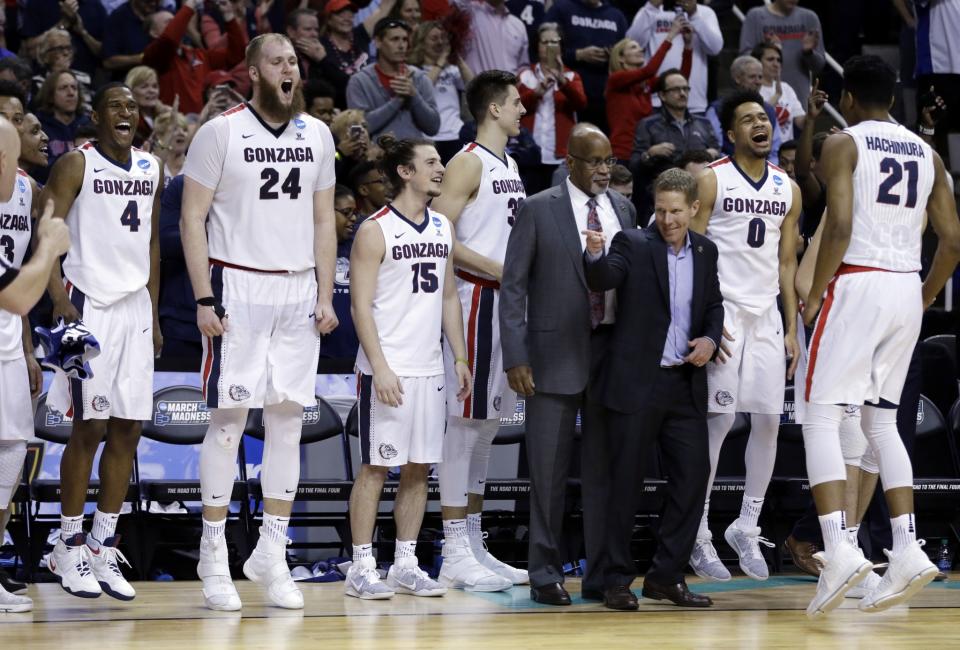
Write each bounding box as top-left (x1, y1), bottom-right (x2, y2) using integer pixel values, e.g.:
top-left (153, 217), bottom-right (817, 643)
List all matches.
top-left (586, 197), bottom-right (605, 328)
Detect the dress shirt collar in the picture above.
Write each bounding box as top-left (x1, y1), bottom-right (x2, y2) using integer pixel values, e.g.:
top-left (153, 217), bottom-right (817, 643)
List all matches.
top-left (666, 232), bottom-right (693, 256)
top-left (566, 177), bottom-right (606, 208)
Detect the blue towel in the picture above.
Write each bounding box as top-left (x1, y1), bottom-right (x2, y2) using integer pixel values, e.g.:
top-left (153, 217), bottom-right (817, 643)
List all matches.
top-left (34, 319), bottom-right (101, 380)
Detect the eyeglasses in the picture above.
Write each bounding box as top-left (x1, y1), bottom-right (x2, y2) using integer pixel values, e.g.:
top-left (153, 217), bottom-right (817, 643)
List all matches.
top-left (46, 45), bottom-right (74, 55)
top-left (334, 207), bottom-right (357, 218)
top-left (569, 154), bottom-right (617, 169)
top-left (662, 85), bottom-right (691, 94)
top-left (375, 19), bottom-right (410, 36)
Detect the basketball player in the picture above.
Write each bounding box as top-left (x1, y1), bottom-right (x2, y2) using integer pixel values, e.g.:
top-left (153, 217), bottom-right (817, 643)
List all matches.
top-left (0, 117), bottom-right (70, 613)
top-left (39, 84), bottom-right (162, 601)
top-left (346, 136), bottom-right (471, 599)
top-left (689, 89), bottom-right (801, 582)
top-left (800, 55), bottom-right (960, 617)
top-left (430, 70), bottom-right (528, 591)
top-left (180, 34), bottom-right (338, 611)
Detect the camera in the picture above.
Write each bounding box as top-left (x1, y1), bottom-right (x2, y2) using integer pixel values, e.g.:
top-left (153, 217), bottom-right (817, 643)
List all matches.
top-left (349, 124), bottom-right (365, 140)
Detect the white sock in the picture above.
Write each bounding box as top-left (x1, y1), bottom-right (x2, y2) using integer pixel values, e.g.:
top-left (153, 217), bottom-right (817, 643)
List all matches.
top-left (202, 517), bottom-right (226, 543)
top-left (818, 511), bottom-right (847, 555)
top-left (88, 510), bottom-right (119, 550)
top-left (891, 513), bottom-right (916, 554)
top-left (261, 512), bottom-right (290, 546)
top-left (697, 501), bottom-right (710, 539)
top-left (443, 518), bottom-right (466, 539)
top-left (847, 523), bottom-right (860, 547)
top-left (466, 513), bottom-right (482, 541)
top-left (60, 514), bottom-right (84, 542)
top-left (353, 543), bottom-right (373, 563)
top-left (735, 496), bottom-right (764, 530)
top-left (395, 539), bottom-right (416, 561)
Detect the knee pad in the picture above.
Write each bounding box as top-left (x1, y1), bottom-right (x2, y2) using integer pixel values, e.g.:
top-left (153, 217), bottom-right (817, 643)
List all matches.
top-left (860, 404), bottom-right (912, 490)
top-left (0, 440), bottom-right (27, 507)
top-left (467, 419), bottom-right (500, 496)
top-left (838, 405), bottom-right (868, 466)
top-left (801, 403), bottom-right (848, 487)
top-left (439, 417), bottom-right (480, 508)
top-left (261, 401), bottom-right (304, 501)
top-left (200, 408), bottom-right (248, 507)
top-left (859, 442), bottom-right (879, 475)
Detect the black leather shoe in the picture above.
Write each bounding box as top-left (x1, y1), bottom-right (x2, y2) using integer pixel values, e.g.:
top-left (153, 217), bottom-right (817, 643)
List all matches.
top-left (580, 587), bottom-right (604, 601)
top-left (0, 568), bottom-right (26, 594)
top-left (603, 585), bottom-right (639, 611)
top-left (530, 583), bottom-right (572, 606)
top-left (641, 578), bottom-right (712, 607)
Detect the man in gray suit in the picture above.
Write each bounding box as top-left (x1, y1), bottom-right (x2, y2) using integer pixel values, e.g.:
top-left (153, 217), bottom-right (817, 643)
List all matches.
top-left (500, 124), bottom-right (637, 607)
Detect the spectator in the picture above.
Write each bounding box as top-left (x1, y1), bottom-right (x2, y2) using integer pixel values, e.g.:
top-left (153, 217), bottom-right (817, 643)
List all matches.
top-left (72, 121), bottom-right (97, 148)
top-left (625, 0), bottom-right (722, 115)
top-left (456, 0), bottom-right (529, 75)
top-left (349, 159), bottom-right (389, 217)
top-left (286, 8), bottom-right (328, 81)
top-left (606, 15), bottom-right (690, 162)
top-left (705, 55), bottom-right (781, 163)
top-left (346, 18), bottom-right (440, 138)
top-left (200, 0), bottom-right (253, 97)
top-left (157, 174), bottom-right (201, 362)
top-left (739, 0), bottom-right (824, 106)
top-left (753, 42), bottom-right (805, 142)
top-left (142, 0), bottom-right (247, 115)
top-left (34, 70), bottom-right (91, 181)
top-left (409, 20), bottom-right (474, 162)
top-left (0, 80), bottom-right (25, 133)
top-left (320, 0), bottom-right (393, 109)
top-left (388, 0), bottom-right (423, 28)
top-left (18, 113), bottom-right (50, 178)
top-left (101, 0), bottom-right (161, 76)
top-left (518, 22), bottom-right (587, 193)
top-left (778, 139), bottom-right (797, 180)
top-left (331, 108), bottom-right (381, 180)
top-left (304, 79), bottom-right (338, 125)
top-left (506, 0), bottom-right (545, 63)
top-left (0, 57), bottom-right (33, 105)
top-left (321, 184), bottom-right (361, 360)
top-left (125, 65), bottom-right (168, 146)
top-left (544, 0), bottom-right (627, 131)
top-left (678, 147), bottom-right (713, 176)
top-left (147, 109), bottom-right (189, 184)
top-left (792, 78), bottom-right (829, 241)
top-left (31, 28), bottom-right (93, 114)
top-left (608, 162), bottom-right (632, 199)
top-left (20, 0), bottom-right (105, 77)
top-left (0, 7), bottom-right (11, 59)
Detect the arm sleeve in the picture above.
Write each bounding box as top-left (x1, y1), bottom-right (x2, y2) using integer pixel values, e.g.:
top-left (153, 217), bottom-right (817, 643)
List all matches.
top-left (692, 7), bottom-right (723, 56)
top-left (738, 9), bottom-right (762, 54)
top-left (181, 119), bottom-right (227, 190)
top-left (410, 73), bottom-right (441, 136)
top-left (205, 16), bottom-right (247, 70)
top-left (625, 1), bottom-right (658, 44)
top-left (314, 122), bottom-right (337, 192)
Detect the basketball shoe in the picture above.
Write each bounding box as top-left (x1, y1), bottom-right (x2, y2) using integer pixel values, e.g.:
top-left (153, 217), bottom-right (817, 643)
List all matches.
top-left (344, 556), bottom-right (394, 599)
top-left (49, 533), bottom-right (102, 598)
top-left (724, 522), bottom-right (774, 580)
top-left (242, 534), bottom-right (303, 609)
top-left (0, 584), bottom-right (31, 613)
top-left (198, 535), bottom-right (241, 611)
top-left (806, 540), bottom-right (873, 618)
top-left (438, 535), bottom-right (512, 592)
top-left (386, 557), bottom-right (447, 596)
top-left (858, 540), bottom-right (937, 612)
top-left (689, 533), bottom-right (731, 581)
top-left (88, 536), bottom-right (136, 600)
top-left (470, 532), bottom-right (529, 585)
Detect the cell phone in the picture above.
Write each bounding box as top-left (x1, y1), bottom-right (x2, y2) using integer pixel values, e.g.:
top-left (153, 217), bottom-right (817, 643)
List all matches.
top-left (919, 88), bottom-right (945, 122)
top-left (545, 43), bottom-right (559, 62)
top-left (349, 124), bottom-right (364, 140)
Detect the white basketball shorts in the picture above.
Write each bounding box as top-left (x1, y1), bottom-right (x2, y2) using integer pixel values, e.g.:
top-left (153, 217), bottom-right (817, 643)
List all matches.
top-left (357, 373), bottom-right (446, 466)
top-left (0, 355), bottom-right (33, 441)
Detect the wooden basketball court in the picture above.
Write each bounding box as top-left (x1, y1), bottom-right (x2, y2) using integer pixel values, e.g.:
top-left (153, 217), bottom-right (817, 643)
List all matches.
top-left (3, 574), bottom-right (959, 648)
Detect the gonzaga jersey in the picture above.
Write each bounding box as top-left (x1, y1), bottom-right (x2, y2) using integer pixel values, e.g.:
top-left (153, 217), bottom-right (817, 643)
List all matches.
top-left (708, 156), bottom-right (792, 314)
top-left (452, 143), bottom-right (525, 270)
top-left (355, 205), bottom-right (452, 377)
top-left (182, 104), bottom-right (336, 272)
top-left (0, 171), bottom-right (32, 359)
top-left (843, 121), bottom-right (934, 272)
top-left (62, 144), bottom-right (158, 307)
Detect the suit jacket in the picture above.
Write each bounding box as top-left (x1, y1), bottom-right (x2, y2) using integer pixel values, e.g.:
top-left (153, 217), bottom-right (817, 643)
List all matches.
top-left (501, 183), bottom-right (637, 395)
top-left (584, 225), bottom-right (724, 415)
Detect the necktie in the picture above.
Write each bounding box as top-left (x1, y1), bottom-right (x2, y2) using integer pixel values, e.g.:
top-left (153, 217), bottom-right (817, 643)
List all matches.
top-left (586, 197), bottom-right (605, 328)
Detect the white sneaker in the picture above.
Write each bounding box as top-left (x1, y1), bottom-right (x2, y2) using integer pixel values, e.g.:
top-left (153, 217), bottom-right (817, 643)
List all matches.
top-left (438, 535), bottom-right (512, 592)
top-left (198, 536), bottom-right (241, 611)
top-left (49, 534), bottom-right (102, 598)
top-left (0, 585), bottom-right (32, 613)
top-left (806, 541), bottom-right (873, 619)
top-left (470, 532), bottom-right (529, 585)
top-left (689, 534), bottom-right (732, 582)
top-left (386, 557), bottom-right (447, 596)
top-left (859, 540), bottom-right (938, 613)
top-left (242, 534), bottom-right (303, 610)
top-left (724, 523), bottom-right (775, 581)
top-left (88, 536), bottom-right (136, 601)
top-left (845, 569), bottom-right (883, 599)
top-left (344, 556), bottom-right (394, 599)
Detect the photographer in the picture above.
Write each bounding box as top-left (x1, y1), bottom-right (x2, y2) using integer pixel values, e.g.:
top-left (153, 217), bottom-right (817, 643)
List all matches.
top-left (331, 109), bottom-right (381, 181)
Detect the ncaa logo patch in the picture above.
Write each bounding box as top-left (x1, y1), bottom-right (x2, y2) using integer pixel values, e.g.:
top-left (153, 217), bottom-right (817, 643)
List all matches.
top-left (229, 384), bottom-right (251, 401)
top-left (137, 158), bottom-right (151, 170)
top-left (714, 390), bottom-right (734, 407)
top-left (294, 118), bottom-right (306, 129)
top-left (92, 395), bottom-right (111, 412)
top-left (17, 178), bottom-right (26, 193)
top-left (772, 175), bottom-right (783, 186)
top-left (379, 443), bottom-right (398, 460)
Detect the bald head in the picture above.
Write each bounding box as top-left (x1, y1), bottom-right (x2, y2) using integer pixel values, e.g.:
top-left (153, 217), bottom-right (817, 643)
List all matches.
top-left (567, 123), bottom-right (614, 196)
top-left (0, 117), bottom-right (21, 202)
top-left (567, 123), bottom-right (607, 157)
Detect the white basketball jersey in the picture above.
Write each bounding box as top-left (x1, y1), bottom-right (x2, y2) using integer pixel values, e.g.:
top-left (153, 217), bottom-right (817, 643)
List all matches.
top-left (355, 205), bottom-right (453, 377)
top-left (708, 156), bottom-right (793, 314)
top-left (451, 142), bottom-right (525, 271)
top-left (183, 104), bottom-right (336, 272)
top-left (0, 170), bottom-right (33, 359)
top-left (62, 144), bottom-right (158, 307)
top-left (842, 120), bottom-right (934, 272)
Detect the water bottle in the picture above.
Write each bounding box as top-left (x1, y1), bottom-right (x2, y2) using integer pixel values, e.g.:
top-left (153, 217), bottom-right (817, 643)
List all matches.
top-left (936, 538), bottom-right (952, 573)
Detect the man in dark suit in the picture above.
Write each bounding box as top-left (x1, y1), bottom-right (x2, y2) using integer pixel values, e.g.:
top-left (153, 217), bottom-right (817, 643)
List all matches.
top-left (583, 167), bottom-right (724, 607)
top-left (500, 124), bottom-right (637, 606)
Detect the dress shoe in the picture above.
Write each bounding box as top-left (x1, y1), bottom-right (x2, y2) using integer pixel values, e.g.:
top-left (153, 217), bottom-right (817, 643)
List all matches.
top-left (783, 534), bottom-right (822, 577)
top-left (0, 568), bottom-right (27, 595)
top-left (530, 582), bottom-right (571, 606)
top-left (603, 585), bottom-right (639, 611)
top-left (641, 578), bottom-right (712, 607)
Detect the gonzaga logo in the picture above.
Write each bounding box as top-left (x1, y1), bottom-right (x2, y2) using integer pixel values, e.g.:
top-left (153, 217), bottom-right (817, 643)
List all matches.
top-left (155, 400), bottom-right (210, 425)
top-left (229, 384), bottom-right (251, 401)
top-left (379, 443), bottom-right (398, 460)
top-left (334, 256), bottom-right (350, 286)
top-left (715, 390), bottom-right (735, 407)
top-left (91, 395), bottom-right (111, 412)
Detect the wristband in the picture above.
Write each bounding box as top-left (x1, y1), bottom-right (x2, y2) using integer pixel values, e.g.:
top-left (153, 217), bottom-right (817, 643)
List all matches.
top-left (197, 297), bottom-right (227, 319)
top-left (918, 124), bottom-right (935, 136)
top-left (455, 358), bottom-right (469, 366)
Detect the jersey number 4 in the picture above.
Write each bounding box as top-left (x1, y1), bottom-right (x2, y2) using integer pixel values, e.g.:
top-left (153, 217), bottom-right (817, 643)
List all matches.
top-left (411, 262), bottom-right (439, 293)
top-left (876, 157), bottom-right (919, 208)
top-left (120, 200), bottom-right (141, 232)
top-left (260, 167), bottom-right (302, 200)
